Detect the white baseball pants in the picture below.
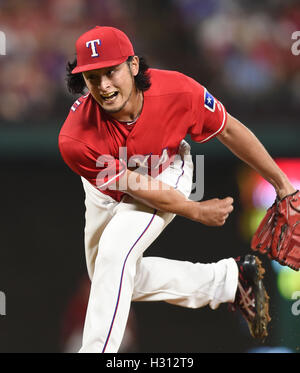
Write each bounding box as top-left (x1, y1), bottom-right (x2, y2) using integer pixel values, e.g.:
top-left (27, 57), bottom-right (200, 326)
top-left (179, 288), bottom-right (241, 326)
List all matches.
top-left (78, 140), bottom-right (238, 353)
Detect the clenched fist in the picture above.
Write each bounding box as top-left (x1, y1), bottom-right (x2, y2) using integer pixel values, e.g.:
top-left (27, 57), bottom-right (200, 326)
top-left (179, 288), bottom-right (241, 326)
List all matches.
top-left (190, 197), bottom-right (234, 226)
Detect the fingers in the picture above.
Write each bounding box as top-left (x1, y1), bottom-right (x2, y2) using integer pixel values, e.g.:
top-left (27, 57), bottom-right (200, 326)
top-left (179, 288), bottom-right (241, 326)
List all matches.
top-left (219, 197), bottom-right (234, 225)
top-left (220, 196), bottom-right (234, 212)
top-left (197, 196), bottom-right (234, 226)
top-left (223, 196), bottom-right (234, 205)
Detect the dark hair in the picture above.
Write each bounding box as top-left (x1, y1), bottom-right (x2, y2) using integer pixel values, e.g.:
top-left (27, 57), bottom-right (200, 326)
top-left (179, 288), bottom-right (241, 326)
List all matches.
top-left (66, 56), bottom-right (151, 95)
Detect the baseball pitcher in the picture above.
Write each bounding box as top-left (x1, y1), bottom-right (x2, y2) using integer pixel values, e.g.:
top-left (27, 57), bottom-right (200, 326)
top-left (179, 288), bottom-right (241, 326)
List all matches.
top-left (58, 26), bottom-right (297, 353)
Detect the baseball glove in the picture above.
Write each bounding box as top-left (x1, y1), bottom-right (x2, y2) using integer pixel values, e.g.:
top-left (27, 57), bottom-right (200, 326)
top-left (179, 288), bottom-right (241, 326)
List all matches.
top-left (251, 190), bottom-right (300, 271)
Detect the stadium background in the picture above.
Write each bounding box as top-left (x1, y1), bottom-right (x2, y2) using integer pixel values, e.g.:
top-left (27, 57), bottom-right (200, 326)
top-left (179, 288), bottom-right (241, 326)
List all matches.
top-left (0, 0), bottom-right (299, 353)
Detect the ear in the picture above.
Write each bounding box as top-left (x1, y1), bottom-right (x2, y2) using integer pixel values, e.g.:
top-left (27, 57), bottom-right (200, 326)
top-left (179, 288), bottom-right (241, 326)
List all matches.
top-left (130, 56), bottom-right (139, 77)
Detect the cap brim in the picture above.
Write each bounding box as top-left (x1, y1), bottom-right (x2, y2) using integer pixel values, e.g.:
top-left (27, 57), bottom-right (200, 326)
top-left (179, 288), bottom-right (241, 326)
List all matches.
top-left (72, 56), bottom-right (129, 74)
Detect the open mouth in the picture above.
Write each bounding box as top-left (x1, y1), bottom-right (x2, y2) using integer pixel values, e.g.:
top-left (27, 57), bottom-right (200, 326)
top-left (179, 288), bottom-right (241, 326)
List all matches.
top-left (101, 91), bottom-right (119, 101)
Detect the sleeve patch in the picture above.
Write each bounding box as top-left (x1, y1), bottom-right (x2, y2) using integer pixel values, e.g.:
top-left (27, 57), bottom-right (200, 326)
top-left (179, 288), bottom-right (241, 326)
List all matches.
top-left (204, 89), bottom-right (215, 112)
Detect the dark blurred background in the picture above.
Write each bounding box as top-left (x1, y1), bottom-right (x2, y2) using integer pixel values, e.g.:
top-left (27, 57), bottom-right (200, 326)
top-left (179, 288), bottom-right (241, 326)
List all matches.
top-left (0, 0), bottom-right (300, 353)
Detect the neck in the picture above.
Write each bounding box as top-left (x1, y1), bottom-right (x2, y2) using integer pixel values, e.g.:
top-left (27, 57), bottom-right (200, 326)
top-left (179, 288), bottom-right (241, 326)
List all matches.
top-left (110, 88), bottom-right (143, 123)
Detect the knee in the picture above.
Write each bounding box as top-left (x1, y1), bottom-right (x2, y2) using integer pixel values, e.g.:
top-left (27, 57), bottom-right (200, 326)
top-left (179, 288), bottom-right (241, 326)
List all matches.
top-left (96, 242), bottom-right (140, 277)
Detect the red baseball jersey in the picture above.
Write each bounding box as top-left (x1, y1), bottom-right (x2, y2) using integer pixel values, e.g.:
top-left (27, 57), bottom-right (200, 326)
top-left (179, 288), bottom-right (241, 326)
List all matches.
top-left (59, 69), bottom-right (227, 201)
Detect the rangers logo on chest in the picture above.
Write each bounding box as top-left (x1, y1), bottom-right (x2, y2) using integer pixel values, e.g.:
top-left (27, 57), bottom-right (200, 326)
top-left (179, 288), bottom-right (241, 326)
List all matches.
top-left (129, 148), bottom-right (170, 170)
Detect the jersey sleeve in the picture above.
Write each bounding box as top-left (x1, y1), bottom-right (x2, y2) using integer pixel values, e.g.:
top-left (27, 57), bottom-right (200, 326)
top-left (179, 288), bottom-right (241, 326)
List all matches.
top-left (187, 77), bottom-right (227, 143)
top-left (58, 135), bottom-right (127, 191)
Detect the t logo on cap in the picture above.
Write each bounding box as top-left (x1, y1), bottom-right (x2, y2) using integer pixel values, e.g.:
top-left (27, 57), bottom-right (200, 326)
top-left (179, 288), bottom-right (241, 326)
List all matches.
top-left (86, 39), bottom-right (101, 57)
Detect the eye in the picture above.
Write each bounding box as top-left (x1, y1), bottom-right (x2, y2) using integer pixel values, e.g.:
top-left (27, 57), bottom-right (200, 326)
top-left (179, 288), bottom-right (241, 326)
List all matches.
top-left (87, 75), bottom-right (97, 81)
top-left (106, 69), bottom-right (115, 77)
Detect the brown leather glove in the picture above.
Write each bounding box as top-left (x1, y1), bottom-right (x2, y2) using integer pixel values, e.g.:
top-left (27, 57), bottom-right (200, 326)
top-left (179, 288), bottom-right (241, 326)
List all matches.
top-left (251, 190), bottom-right (300, 271)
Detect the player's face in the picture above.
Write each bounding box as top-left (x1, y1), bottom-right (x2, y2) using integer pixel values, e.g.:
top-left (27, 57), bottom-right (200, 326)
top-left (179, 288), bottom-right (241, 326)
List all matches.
top-left (82, 57), bottom-right (140, 118)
